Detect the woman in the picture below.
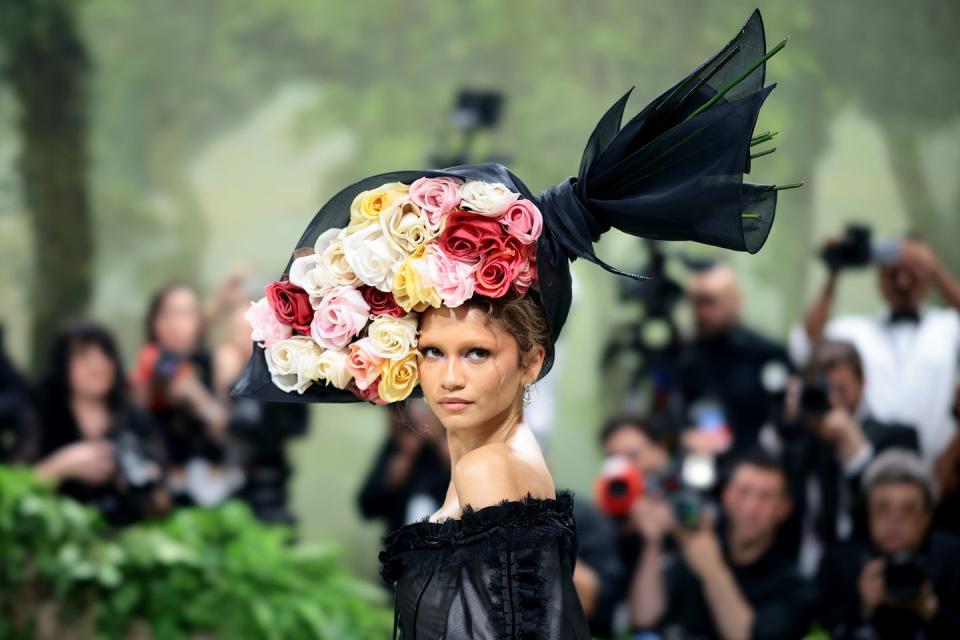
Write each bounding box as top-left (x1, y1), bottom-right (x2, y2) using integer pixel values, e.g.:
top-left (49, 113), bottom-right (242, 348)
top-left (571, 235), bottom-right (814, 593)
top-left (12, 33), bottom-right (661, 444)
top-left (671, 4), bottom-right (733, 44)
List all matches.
top-left (17, 321), bottom-right (168, 526)
top-left (232, 10), bottom-right (791, 638)
top-left (131, 282), bottom-right (233, 506)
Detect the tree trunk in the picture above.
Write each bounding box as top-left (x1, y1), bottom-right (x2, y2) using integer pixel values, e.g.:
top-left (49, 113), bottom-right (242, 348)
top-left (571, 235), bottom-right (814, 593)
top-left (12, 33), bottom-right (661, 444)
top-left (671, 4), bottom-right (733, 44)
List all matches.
top-left (881, 120), bottom-right (960, 276)
top-left (2, 1), bottom-right (93, 369)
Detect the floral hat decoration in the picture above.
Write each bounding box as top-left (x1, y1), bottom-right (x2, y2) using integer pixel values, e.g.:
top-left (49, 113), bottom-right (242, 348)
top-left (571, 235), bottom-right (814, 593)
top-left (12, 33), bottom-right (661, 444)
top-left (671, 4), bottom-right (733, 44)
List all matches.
top-left (232, 10), bottom-right (799, 405)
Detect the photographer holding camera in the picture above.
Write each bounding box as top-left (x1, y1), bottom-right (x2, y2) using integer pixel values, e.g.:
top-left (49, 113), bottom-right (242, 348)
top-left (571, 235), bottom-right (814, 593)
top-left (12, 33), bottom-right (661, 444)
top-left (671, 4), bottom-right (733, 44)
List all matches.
top-left (781, 339), bottom-right (919, 573)
top-left (631, 450), bottom-right (814, 640)
top-left (14, 321), bottom-right (169, 526)
top-left (791, 229), bottom-right (960, 464)
top-left (818, 449), bottom-right (960, 639)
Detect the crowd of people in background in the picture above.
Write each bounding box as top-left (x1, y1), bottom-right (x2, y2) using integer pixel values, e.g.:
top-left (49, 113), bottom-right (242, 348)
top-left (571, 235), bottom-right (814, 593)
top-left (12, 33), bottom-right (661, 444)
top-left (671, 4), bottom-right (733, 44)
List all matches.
top-left (0, 271), bottom-right (310, 529)
top-left (360, 234), bottom-right (960, 639)
top-left (2, 231), bottom-right (960, 639)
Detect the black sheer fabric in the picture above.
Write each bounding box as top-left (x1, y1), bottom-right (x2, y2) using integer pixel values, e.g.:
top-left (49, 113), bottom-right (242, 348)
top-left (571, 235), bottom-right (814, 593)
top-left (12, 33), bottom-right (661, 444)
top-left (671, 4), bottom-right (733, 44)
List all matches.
top-left (379, 490), bottom-right (590, 639)
top-left (231, 9), bottom-right (787, 405)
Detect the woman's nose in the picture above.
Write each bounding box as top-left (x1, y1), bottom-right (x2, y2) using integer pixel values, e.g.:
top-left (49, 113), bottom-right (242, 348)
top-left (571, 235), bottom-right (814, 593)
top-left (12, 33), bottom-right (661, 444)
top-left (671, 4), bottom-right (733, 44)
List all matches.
top-left (442, 358), bottom-right (466, 390)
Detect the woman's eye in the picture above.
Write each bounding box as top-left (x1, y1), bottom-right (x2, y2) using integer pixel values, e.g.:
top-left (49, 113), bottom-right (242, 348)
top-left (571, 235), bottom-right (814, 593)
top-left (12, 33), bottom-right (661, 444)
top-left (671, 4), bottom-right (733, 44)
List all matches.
top-left (466, 348), bottom-right (490, 361)
top-left (421, 346), bottom-right (442, 359)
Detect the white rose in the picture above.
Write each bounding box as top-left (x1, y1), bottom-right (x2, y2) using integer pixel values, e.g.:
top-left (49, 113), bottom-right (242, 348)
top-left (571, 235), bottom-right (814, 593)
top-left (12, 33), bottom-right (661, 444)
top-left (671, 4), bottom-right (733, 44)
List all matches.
top-left (380, 197), bottom-right (441, 253)
top-left (289, 228), bottom-right (350, 306)
top-left (459, 180), bottom-right (519, 216)
top-left (264, 336), bottom-right (323, 394)
top-left (320, 237), bottom-right (361, 288)
top-left (366, 314), bottom-right (419, 360)
top-left (315, 348), bottom-right (353, 389)
top-left (341, 223), bottom-right (406, 292)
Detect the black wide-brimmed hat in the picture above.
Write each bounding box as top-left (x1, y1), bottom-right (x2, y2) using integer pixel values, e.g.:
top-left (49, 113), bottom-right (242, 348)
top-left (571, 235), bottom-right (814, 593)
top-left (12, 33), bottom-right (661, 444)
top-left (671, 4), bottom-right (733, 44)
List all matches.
top-left (232, 9), bottom-right (795, 404)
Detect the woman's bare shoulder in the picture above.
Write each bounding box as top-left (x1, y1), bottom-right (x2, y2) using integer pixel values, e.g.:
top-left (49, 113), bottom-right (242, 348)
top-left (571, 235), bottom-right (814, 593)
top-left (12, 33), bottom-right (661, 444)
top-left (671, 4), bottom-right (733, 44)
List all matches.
top-left (452, 444), bottom-right (554, 510)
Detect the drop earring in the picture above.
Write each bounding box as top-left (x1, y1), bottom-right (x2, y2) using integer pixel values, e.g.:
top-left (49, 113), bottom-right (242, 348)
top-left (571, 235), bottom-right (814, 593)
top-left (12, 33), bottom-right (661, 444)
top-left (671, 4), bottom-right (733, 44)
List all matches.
top-left (523, 383), bottom-right (532, 408)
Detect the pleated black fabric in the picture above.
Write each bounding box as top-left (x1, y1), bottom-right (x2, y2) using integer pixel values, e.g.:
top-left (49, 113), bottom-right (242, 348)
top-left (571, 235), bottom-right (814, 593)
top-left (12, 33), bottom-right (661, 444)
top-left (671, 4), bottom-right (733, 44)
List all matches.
top-left (379, 490), bottom-right (591, 640)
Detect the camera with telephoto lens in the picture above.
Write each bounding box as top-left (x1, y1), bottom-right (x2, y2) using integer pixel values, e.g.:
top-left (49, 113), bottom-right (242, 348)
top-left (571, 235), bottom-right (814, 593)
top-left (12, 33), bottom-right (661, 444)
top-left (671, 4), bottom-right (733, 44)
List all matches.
top-left (884, 551), bottom-right (927, 604)
top-left (647, 454), bottom-right (717, 529)
top-left (799, 377), bottom-right (833, 420)
top-left (595, 457), bottom-right (645, 517)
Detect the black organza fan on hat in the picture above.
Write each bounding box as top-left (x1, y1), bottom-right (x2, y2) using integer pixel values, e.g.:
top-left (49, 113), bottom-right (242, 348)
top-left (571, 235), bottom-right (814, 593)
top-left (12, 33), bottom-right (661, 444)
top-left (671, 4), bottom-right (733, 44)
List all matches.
top-left (232, 9), bottom-right (797, 404)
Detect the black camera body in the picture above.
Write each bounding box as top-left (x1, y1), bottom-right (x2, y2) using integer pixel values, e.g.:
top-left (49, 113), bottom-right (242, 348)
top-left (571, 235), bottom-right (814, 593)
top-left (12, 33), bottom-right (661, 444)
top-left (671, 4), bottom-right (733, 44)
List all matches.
top-left (821, 225), bottom-right (873, 271)
top-left (884, 551), bottom-right (927, 604)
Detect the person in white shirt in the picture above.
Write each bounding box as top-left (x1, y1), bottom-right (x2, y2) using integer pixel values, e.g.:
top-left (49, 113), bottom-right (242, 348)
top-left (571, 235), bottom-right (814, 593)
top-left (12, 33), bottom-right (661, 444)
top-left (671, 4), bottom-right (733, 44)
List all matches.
top-left (790, 237), bottom-right (960, 465)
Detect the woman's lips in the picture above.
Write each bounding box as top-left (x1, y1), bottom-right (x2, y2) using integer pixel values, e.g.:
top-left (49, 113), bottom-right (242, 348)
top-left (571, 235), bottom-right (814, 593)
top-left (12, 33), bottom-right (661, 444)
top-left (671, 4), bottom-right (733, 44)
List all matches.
top-left (438, 398), bottom-right (473, 412)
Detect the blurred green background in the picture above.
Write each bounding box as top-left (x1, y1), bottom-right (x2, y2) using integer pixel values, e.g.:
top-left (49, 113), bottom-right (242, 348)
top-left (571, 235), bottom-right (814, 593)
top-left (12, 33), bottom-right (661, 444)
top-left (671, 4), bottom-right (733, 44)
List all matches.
top-left (1, 0), bottom-right (958, 581)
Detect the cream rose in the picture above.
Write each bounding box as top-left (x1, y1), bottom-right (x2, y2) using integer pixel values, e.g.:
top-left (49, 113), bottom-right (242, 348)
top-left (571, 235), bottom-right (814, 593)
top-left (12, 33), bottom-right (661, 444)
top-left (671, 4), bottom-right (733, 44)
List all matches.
top-left (380, 198), bottom-right (440, 253)
top-left (264, 336), bottom-right (323, 394)
top-left (459, 180), bottom-right (519, 216)
top-left (341, 223), bottom-right (406, 292)
top-left (366, 314), bottom-right (419, 360)
top-left (315, 348), bottom-right (353, 389)
top-left (378, 352), bottom-right (420, 403)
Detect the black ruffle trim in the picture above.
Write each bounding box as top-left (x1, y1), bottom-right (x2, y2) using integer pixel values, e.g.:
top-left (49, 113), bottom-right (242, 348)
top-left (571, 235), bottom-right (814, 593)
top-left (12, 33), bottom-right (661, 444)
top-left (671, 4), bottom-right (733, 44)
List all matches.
top-left (379, 489), bottom-right (578, 585)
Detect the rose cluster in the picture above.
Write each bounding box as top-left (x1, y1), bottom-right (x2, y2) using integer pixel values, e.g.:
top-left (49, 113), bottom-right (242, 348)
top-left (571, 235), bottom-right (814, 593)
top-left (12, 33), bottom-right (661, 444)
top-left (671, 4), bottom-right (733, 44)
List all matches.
top-left (245, 177), bottom-right (543, 403)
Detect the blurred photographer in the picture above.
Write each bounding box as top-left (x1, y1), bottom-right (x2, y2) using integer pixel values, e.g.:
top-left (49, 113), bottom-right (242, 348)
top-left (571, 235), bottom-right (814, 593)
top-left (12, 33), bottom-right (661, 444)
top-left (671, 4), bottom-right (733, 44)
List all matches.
top-left (791, 229), bottom-right (960, 464)
top-left (674, 263), bottom-right (793, 457)
top-left (631, 450), bottom-right (815, 639)
top-left (780, 340), bottom-right (919, 573)
top-left (14, 321), bottom-right (169, 526)
top-left (132, 282), bottom-right (232, 507)
top-left (818, 449), bottom-right (960, 639)
top-left (0, 325), bottom-right (30, 461)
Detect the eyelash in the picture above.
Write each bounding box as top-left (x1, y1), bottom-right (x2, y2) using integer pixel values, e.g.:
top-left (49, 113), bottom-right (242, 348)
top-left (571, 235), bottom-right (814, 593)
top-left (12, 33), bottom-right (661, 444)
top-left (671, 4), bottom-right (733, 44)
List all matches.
top-left (420, 347), bottom-right (490, 361)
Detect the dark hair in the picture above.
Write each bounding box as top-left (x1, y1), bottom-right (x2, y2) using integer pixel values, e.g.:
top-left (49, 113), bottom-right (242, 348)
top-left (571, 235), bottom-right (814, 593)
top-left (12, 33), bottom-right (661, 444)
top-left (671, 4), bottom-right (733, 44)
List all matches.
top-left (36, 320), bottom-right (128, 455)
top-left (459, 293), bottom-right (552, 369)
top-left (145, 281), bottom-right (204, 345)
top-left (599, 413), bottom-right (671, 448)
top-left (807, 339), bottom-right (864, 381)
top-left (724, 447), bottom-right (790, 495)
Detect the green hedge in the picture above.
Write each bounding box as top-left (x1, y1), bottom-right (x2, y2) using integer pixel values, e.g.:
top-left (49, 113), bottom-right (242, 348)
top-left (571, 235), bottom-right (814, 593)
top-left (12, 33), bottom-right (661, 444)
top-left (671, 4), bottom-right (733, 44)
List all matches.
top-left (0, 466), bottom-right (393, 639)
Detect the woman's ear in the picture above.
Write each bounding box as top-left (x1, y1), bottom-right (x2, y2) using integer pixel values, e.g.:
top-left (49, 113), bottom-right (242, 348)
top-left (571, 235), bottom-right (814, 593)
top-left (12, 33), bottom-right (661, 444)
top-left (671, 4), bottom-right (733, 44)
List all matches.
top-left (522, 344), bottom-right (546, 385)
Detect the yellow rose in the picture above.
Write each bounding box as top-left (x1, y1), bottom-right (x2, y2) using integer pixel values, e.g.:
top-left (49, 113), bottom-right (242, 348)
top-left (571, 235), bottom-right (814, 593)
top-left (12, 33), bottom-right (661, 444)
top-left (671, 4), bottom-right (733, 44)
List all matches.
top-left (392, 245), bottom-right (441, 313)
top-left (349, 182), bottom-right (409, 225)
top-left (366, 315), bottom-right (419, 360)
top-left (378, 352), bottom-right (420, 402)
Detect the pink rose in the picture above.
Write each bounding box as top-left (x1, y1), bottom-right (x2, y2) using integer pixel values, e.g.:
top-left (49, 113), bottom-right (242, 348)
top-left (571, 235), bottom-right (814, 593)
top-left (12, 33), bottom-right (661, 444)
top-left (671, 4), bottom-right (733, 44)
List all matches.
top-left (266, 280), bottom-right (313, 334)
top-left (344, 337), bottom-right (385, 391)
top-left (245, 297), bottom-right (294, 348)
top-left (512, 250), bottom-right (538, 296)
top-left (425, 245), bottom-right (476, 307)
top-left (409, 176), bottom-right (464, 226)
top-left (439, 210), bottom-right (510, 264)
top-left (350, 378), bottom-right (387, 405)
top-left (474, 236), bottom-right (529, 298)
top-left (310, 286), bottom-right (370, 350)
top-left (499, 198), bottom-right (543, 245)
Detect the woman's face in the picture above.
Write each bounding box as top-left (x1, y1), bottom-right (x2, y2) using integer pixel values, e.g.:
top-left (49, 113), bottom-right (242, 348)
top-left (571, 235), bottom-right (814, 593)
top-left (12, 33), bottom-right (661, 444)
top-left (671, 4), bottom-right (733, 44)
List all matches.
top-left (69, 342), bottom-right (117, 400)
top-left (417, 305), bottom-right (542, 433)
top-left (153, 286), bottom-right (202, 354)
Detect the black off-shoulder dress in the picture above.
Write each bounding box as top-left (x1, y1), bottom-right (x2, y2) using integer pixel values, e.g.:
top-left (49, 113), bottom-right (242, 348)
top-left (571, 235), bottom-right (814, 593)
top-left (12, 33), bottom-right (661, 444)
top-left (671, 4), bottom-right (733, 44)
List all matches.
top-left (379, 490), bottom-right (591, 639)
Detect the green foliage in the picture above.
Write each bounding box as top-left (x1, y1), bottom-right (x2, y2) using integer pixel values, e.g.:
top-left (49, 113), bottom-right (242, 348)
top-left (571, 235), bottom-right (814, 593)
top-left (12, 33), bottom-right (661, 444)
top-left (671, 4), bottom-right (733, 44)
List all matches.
top-left (0, 465), bottom-right (392, 639)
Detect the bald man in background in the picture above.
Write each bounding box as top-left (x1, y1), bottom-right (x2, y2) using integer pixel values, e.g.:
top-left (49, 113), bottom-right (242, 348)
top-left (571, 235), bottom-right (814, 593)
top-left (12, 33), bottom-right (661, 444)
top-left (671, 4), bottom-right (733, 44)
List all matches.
top-left (672, 262), bottom-right (793, 456)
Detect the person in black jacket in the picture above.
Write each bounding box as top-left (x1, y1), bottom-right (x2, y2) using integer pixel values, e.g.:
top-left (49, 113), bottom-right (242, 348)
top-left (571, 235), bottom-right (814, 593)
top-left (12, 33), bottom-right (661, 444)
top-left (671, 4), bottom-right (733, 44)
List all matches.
top-left (357, 400), bottom-right (449, 533)
top-left (818, 448), bottom-right (960, 639)
top-left (15, 321), bottom-right (169, 526)
top-left (780, 339), bottom-right (920, 573)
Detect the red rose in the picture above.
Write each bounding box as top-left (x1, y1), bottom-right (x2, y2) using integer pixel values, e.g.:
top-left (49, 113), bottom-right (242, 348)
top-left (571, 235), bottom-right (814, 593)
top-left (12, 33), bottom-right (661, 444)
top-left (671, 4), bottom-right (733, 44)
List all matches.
top-left (265, 280), bottom-right (313, 334)
top-left (439, 210), bottom-right (509, 263)
top-left (474, 236), bottom-right (529, 298)
top-left (360, 285), bottom-right (406, 318)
